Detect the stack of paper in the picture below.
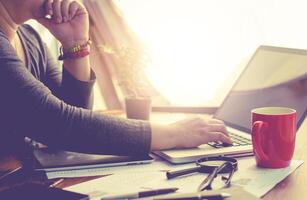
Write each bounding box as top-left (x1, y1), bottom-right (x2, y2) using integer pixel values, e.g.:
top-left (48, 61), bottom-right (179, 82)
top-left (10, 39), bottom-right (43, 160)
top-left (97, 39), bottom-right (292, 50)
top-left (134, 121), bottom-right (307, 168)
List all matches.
top-left (65, 157), bottom-right (303, 198)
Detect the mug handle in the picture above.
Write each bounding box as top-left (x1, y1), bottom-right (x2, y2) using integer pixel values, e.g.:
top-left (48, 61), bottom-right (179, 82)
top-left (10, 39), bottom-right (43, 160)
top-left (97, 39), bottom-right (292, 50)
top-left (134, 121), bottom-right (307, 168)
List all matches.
top-left (252, 121), bottom-right (269, 161)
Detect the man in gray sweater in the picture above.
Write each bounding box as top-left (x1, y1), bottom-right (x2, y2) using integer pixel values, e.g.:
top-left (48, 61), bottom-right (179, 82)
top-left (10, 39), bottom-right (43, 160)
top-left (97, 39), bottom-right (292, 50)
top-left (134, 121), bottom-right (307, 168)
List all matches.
top-left (0, 0), bottom-right (232, 156)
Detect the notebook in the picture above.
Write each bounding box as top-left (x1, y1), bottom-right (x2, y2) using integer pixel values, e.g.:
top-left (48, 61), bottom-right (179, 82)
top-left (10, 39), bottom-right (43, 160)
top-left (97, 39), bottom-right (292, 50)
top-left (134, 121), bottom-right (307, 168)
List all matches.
top-left (33, 148), bottom-right (154, 173)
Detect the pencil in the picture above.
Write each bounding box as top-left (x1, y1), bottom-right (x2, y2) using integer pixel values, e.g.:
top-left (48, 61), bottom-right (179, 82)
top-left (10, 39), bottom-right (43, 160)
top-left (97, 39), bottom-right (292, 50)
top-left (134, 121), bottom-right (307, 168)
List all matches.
top-left (0, 166), bottom-right (23, 182)
top-left (49, 178), bottom-right (65, 188)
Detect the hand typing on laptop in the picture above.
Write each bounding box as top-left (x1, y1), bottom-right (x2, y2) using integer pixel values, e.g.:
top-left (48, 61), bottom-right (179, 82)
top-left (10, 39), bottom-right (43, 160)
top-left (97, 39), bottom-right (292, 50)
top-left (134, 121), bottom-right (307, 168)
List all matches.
top-left (151, 117), bottom-right (233, 150)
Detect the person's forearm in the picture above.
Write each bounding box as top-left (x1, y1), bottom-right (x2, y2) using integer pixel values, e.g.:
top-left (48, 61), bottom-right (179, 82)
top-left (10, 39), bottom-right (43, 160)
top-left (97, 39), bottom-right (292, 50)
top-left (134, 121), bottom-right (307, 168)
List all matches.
top-left (61, 38), bottom-right (92, 82)
top-left (63, 55), bottom-right (91, 81)
top-left (150, 123), bottom-right (176, 150)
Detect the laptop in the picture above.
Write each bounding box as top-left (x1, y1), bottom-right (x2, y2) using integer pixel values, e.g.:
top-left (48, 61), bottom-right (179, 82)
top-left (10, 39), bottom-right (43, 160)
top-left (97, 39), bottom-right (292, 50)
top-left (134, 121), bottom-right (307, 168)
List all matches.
top-left (154, 45), bottom-right (307, 164)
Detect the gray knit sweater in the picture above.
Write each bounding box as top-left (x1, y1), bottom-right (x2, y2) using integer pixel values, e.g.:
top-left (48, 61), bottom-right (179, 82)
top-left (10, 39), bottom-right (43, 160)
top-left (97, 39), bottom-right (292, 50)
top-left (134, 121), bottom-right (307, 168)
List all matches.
top-left (0, 24), bottom-right (151, 156)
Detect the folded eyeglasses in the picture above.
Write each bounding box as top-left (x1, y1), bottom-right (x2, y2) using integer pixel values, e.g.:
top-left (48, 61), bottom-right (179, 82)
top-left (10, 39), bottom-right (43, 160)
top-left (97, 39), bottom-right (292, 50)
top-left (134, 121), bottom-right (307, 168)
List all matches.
top-left (166, 156), bottom-right (238, 191)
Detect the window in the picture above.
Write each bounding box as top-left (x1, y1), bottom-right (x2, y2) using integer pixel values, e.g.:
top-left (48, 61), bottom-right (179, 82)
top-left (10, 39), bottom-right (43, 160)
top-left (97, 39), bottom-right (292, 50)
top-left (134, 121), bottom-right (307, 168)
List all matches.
top-left (117, 0), bottom-right (307, 106)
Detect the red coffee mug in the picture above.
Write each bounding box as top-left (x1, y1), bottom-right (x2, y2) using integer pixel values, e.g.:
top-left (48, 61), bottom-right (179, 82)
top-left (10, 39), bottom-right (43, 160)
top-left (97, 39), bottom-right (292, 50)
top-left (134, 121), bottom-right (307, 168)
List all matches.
top-left (251, 107), bottom-right (296, 168)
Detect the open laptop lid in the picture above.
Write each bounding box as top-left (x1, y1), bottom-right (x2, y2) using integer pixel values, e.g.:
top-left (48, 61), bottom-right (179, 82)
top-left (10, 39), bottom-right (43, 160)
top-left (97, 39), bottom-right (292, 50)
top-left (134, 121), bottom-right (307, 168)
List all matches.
top-left (214, 45), bottom-right (307, 133)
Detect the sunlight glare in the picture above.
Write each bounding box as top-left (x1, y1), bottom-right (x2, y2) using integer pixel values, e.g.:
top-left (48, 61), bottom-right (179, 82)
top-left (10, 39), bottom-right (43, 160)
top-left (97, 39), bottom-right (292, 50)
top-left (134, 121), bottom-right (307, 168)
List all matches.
top-left (117, 0), bottom-right (256, 105)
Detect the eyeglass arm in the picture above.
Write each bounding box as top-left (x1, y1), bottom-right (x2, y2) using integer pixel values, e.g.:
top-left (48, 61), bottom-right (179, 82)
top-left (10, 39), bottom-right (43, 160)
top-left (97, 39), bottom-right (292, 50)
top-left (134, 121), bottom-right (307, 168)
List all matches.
top-left (197, 167), bottom-right (219, 191)
top-left (198, 162), bottom-right (235, 191)
top-left (166, 166), bottom-right (201, 179)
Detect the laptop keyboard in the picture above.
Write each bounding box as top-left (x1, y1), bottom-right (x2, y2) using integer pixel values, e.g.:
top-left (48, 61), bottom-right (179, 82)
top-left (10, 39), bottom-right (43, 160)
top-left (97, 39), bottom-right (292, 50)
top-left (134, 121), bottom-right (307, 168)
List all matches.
top-left (208, 132), bottom-right (252, 148)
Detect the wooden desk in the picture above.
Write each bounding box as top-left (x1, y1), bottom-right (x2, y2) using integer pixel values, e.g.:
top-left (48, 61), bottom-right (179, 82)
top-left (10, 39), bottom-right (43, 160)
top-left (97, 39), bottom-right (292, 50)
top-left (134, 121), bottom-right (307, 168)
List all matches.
top-left (0, 113), bottom-right (306, 199)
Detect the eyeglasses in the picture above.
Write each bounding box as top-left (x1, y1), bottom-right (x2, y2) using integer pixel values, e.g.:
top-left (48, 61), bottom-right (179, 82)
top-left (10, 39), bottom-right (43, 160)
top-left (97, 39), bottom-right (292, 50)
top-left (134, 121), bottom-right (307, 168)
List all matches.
top-left (166, 156), bottom-right (237, 179)
top-left (166, 156), bottom-right (237, 191)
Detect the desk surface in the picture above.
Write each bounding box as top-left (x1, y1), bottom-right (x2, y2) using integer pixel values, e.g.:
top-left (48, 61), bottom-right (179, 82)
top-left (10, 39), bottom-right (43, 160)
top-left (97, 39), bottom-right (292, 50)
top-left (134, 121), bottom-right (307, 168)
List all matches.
top-left (0, 112), bottom-right (306, 199)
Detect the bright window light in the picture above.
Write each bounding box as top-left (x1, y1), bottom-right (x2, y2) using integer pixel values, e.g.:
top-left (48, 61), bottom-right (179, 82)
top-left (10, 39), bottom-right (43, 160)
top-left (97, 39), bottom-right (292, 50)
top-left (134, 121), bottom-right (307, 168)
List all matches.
top-left (117, 0), bottom-right (307, 106)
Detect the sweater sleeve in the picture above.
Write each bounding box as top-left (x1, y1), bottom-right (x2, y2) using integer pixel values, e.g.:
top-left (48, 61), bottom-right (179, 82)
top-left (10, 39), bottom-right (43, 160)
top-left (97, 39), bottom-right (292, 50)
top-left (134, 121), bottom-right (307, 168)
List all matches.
top-left (0, 34), bottom-right (152, 156)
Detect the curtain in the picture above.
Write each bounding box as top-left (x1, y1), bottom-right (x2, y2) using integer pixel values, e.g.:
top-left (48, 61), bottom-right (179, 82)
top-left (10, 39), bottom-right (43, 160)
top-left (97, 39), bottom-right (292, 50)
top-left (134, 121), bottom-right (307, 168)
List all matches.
top-left (84, 0), bottom-right (159, 110)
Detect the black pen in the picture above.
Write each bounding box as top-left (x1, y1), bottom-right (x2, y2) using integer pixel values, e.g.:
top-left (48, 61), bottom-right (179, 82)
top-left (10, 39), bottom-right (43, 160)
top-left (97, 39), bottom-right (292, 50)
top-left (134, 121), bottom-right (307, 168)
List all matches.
top-left (101, 187), bottom-right (179, 200)
top-left (154, 192), bottom-right (231, 200)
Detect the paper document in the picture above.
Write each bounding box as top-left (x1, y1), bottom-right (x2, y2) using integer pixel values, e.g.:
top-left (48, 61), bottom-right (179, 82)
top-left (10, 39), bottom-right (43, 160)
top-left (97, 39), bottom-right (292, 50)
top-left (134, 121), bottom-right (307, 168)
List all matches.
top-left (46, 159), bottom-right (177, 179)
top-left (232, 158), bottom-right (304, 198)
top-left (65, 157), bottom-right (303, 199)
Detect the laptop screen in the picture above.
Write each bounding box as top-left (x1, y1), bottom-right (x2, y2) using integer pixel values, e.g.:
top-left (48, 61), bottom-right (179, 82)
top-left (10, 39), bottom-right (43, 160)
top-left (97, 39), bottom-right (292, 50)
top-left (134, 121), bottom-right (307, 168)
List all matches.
top-left (214, 46), bottom-right (307, 133)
